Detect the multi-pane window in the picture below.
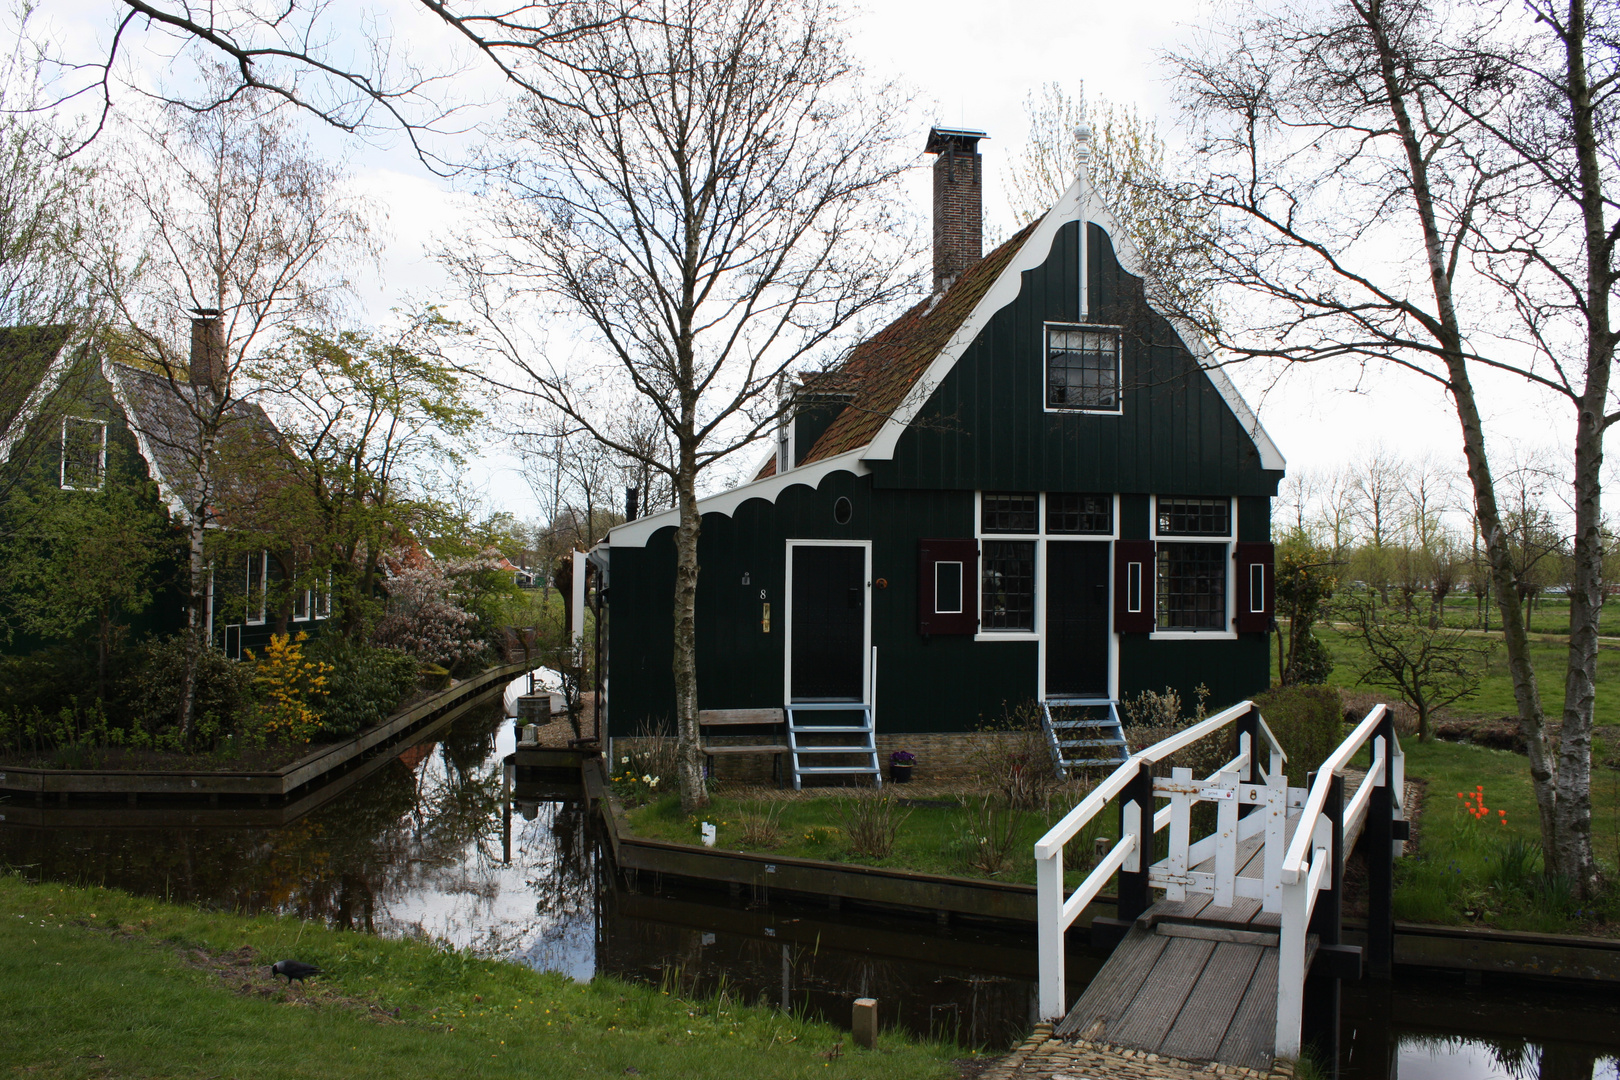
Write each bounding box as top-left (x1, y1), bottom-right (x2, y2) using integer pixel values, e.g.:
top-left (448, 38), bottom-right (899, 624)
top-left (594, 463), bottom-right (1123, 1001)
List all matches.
top-left (1047, 493), bottom-right (1112, 534)
top-left (981, 492), bottom-right (1038, 533)
top-left (60, 417), bottom-right (107, 490)
top-left (981, 540), bottom-right (1036, 631)
top-left (1046, 326), bottom-right (1121, 411)
top-left (1157, 543), bottom-right (1227, 630)
top-left (1157, 497), bottom-right (1230, 536)
top-left (1154, 496), bottom-right (1233, 632)
top-left (245, 552), bottom-right (267, 625)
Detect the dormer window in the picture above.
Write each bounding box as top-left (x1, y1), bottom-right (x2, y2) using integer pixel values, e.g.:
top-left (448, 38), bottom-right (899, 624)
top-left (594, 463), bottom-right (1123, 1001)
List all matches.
top-left (1046, 325), bottom-right (1121, 412)
top-left (61, 417), bottom-right (107, 490)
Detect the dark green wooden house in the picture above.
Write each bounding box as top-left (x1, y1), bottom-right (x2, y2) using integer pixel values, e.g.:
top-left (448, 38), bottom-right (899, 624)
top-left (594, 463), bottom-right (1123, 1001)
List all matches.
top-left (596, 127), bottom-right (1284, 785)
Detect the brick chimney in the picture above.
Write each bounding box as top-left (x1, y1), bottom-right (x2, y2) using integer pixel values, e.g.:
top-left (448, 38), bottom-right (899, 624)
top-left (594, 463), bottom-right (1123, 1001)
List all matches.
top-left (925, 127), bottom-right (986, 293)
top-left (189, 309), bottom-right (226, 393)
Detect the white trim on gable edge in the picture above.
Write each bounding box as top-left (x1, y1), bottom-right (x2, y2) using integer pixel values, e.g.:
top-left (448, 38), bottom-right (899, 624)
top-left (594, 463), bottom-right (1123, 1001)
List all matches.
top-left (0, 334), bottom-right (81, 466)
top-left (859, 170), bottom-right (1287, 474)
top-left (605, 447), bottom-right (871, 549)
top-left (103, 359), bottom-right (190, 520)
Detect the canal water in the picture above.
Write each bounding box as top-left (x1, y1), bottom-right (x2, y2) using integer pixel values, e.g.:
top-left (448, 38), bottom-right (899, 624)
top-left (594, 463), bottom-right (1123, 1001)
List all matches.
top-left (2, 702), bottom-right (1616, 1077)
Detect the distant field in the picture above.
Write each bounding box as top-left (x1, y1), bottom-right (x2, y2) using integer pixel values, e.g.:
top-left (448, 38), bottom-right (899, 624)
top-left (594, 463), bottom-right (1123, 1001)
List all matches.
top-left (1279, 623), bottom-right (1620, 728)
top-left (1396, 592), bottom-right (1620, 637)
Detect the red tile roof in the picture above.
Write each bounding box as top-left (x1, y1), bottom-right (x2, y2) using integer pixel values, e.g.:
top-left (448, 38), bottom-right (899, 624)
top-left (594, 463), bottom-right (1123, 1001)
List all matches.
top-left (757, 222), bottom-right (1037, 480)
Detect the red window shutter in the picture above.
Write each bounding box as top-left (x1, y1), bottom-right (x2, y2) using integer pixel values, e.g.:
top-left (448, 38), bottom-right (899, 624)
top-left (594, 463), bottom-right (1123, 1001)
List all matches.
top-left (918, 539), bottom-right (978, 635)
top-left (1114, 540), bottom-right (1155, 633)
top-left (1234, 541), bottom-right (1276, 633)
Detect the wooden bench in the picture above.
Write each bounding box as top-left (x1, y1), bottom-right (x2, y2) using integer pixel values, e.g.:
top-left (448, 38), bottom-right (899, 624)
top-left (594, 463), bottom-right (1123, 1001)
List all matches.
top-left (698, 708), bottom-right (787, 784)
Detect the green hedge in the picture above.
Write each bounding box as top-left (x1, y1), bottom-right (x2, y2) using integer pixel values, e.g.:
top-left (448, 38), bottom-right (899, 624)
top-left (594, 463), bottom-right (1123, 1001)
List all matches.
top-left (1253, 685), bottom-right (1346, 787)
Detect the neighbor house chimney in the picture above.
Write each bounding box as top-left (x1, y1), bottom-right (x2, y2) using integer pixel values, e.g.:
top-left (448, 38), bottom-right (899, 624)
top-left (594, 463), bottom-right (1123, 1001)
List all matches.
top-left (625, 486), bottom-right (640, 522)
top-left (925, 127), bottom-right (986, 293)
top-left (189, 309), bottom-right (226, 393)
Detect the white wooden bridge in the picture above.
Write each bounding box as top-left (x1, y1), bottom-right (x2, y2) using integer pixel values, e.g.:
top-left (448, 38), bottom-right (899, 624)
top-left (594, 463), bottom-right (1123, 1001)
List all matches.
top-left (1035, 701), bottom-right (1408, 1071)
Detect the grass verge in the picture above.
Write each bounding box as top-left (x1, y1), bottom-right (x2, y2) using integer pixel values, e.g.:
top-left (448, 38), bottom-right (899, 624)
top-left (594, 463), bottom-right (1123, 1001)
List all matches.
top-left (1392, 739), bottom-right (1620, 934)
top-left (0, 874), bottom-right (968, 1079)
top-left (618, 793), bottom-right (1113, 889)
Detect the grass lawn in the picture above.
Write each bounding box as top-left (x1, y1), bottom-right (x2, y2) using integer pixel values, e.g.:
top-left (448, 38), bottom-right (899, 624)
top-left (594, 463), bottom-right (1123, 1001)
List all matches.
top-left (0, 875), bottom-right (968, 1080)
top-left (1299, 624), bottom-right (1620, 728)
top-left (619, 791), bottom-right (1113, 889)
top-left (1390, 739), bottom-right (1620, 933)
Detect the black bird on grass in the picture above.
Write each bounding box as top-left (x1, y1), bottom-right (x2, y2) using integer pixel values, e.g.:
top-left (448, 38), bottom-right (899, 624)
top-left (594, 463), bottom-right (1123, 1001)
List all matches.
top-left (271, 960), bottom-right (322, 985)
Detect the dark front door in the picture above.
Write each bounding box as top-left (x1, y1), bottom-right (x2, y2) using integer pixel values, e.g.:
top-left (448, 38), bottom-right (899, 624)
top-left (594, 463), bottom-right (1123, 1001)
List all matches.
top-left (790, 545), bottom-right (866, 701)
top-left (1046, 541), bottom-right (1110, 697)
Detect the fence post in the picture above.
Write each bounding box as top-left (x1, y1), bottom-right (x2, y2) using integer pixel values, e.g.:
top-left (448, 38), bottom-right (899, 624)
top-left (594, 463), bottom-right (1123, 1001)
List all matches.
top-left (1367, 712), bottom-right (1396, 979)
top-left (1036, 847), bottom-right (1065, 1020)
top-left (1116, 765), bottom-right (1154, 923)
top-left (1237, 703), bottom-right (1261, 821)
top-left (1302, 771), bottom-right (1344, 1067)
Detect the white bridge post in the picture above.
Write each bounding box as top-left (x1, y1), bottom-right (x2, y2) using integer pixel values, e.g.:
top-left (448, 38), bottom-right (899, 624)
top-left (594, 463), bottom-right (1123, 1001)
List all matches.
top-left (1036, 845), bottom-right (1064, 1019)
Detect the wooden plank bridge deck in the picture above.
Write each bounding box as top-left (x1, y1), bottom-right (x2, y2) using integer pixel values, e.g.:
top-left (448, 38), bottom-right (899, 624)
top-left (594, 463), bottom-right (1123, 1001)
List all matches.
top-left (1055, 781), bottom-right (1369, 1072)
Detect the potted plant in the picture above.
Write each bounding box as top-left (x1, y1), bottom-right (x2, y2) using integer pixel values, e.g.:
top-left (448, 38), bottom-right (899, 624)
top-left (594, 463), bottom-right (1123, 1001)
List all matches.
top-left (889, 749), bottom-right (915, 783)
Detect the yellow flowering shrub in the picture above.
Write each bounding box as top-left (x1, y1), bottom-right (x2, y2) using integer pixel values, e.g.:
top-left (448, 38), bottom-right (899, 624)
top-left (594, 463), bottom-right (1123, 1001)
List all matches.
top-left (245, 632), bottom-right (334, 746)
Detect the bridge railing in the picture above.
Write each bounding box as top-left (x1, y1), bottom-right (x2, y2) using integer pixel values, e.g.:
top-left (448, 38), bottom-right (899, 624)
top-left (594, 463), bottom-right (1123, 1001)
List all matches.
top-left (1033, 699), bottom-right (1288, 1020)
top-left (1274, 703), bottom-right (1404, 1058)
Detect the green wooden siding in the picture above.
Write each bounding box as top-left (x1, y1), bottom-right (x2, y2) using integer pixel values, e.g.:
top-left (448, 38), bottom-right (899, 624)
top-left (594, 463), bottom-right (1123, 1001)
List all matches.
top-left (605, 218), bottom-right (1280, 740)
top-left (874, 223), bottom-right (1281, 498)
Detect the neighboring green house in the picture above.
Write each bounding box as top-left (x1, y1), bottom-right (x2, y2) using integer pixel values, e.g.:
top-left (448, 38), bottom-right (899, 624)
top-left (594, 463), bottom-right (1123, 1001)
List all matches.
top-left (0, 317), bottom-right (327, 667)
top-left (595, 128), bottom-right (1285, 786)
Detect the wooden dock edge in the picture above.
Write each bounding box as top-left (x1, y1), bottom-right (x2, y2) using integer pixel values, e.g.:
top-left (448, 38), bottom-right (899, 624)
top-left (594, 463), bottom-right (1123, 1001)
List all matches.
top-left (1344, 920), bottom-right (1620, 983)
top-left (578, 756), bottom-right (1111, 928)
top-left (577, 759), bottom-right (1620, 980)
top-left (0, 661), bottom-right (530, 801)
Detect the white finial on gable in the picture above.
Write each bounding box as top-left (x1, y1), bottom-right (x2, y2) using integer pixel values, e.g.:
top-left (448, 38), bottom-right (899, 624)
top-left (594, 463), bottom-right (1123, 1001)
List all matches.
top-left (1074, 122), bottom-right (1093, 320)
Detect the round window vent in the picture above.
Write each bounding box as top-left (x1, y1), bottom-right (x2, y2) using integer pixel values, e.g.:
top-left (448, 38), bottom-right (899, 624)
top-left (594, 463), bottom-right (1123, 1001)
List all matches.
top-left (834, 496), bottom-right (853, 525)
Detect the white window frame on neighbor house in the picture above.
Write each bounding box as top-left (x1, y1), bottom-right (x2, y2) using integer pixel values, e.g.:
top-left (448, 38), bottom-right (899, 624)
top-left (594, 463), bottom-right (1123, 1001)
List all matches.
top-left (1042, 323), bottom-right (1124, 415)
top-left (1150, 495), bottom-right (1237, 641)
top-left (974, 491), bottom-right (1120, 645)
top-left (59, 416), bottom-right (108, 491)
top-left (245, 551), bottom-right (268, 625)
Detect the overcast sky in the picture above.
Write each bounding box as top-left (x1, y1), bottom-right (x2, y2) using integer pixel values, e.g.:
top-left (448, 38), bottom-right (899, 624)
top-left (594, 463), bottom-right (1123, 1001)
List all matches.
top-left (37, 0), bottom-right (1582, 522)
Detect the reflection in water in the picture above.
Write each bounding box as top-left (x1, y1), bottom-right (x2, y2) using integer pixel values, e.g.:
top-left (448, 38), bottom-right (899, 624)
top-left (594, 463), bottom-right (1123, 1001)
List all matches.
top-left (4, 702), bottom-right (1620, 1067)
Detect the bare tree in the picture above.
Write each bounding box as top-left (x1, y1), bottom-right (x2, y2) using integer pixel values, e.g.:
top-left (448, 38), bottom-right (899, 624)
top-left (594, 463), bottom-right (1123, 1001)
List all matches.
top-left (87, 78), bottom-right (372, 737)
top-left (29, 1), bottom-right (632, 168)
top-left (1165, 0), bottom-right (1608, 892)
top-left (447, 0), bottom-right (918, 810)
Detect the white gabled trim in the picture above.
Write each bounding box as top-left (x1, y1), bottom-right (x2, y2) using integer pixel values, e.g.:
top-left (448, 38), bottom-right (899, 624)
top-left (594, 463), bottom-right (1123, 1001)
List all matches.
top-left (1067, 177), bottom-right (1287, 475)
top-left (862, 183), bottom-right (1083, 462)
top-left (0, 334), bottom-right (81, 465)
top-left (605, 446), bottom-right (871, 548)
top-left (103, 359), bottom-right (190, 520)
top-left (860, 168), bottom-right (1286, 474)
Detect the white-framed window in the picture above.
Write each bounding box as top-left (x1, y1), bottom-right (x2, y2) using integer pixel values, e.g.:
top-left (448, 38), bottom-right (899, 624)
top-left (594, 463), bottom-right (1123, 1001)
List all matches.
top-left (1152, 496), bottom-right (1234, 635)
top-left (976, 491), bottom-right (1119, 640)
top-left (245, 551), bottom-right (268, 625)
top-left (60, 417), bottom-right (107, 490)
top-left (1045, 324), bottom-right (1122, 413)
top-left (314, 571), bottom-right (332, 619)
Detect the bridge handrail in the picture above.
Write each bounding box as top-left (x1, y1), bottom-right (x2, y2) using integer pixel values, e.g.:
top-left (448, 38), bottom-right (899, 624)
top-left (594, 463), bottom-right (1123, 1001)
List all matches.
top-left (1034, 700), bottom-right (1275, 859)
top-left (1034, 699), bottom-right (1286, 1021)
top-left (1279, 704), bottom-right (1388, 883)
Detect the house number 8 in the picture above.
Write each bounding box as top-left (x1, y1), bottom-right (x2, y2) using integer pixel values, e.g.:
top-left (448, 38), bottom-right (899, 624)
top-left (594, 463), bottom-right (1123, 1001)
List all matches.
top-left (759, 589), bottom-right (767, 600)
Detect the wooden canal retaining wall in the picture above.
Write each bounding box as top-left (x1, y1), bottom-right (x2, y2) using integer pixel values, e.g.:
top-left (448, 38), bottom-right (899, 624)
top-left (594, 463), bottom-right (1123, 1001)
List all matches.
top-left (557, 758), bottom-right (1620, 983)
top-left (571, 755), bottom-right (1114, 928)
top-left (0, 660), bottom-right (530, 805)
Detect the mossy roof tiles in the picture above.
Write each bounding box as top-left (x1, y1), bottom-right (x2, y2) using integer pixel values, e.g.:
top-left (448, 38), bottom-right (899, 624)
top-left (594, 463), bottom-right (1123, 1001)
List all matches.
top-left (756, 222), bottom-right (1038, 480)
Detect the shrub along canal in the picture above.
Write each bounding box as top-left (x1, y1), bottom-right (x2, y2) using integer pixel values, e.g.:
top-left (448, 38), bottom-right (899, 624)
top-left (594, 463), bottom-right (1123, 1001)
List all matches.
top-left (2, 697), bottom-right (1617, 1077)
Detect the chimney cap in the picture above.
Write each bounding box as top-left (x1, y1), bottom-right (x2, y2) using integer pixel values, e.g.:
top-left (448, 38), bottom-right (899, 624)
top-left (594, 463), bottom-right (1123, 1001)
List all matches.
top-left (925, 126), bottom-right (988, 155)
